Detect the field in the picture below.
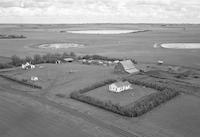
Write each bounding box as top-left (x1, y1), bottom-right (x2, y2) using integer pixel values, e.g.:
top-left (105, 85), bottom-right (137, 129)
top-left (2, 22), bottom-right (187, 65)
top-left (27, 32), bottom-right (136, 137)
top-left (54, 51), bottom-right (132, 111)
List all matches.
top-left (85, 84), bottom-right (157, 106)
top-left (0, 94), bottom-right (92, 137)
top-left (0, 24), bottom-right (200, 137)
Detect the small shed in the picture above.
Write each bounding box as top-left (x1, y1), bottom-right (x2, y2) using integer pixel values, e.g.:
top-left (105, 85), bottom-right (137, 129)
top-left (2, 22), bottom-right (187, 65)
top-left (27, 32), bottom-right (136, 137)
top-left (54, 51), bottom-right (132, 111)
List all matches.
top-left (31, 76), bottom-right (38, 81)
top-left (63, 58), bottom-right (74, 62)
top-left (157, 60), bottom-right (164, 65)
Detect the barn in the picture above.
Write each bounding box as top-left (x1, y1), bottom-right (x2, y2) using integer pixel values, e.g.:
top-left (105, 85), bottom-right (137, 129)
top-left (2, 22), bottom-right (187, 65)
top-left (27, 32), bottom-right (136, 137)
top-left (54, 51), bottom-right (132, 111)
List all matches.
top-left (109, 81), bottom-right (132, 93)
top-left (114, 60), bottom-right (139, 74)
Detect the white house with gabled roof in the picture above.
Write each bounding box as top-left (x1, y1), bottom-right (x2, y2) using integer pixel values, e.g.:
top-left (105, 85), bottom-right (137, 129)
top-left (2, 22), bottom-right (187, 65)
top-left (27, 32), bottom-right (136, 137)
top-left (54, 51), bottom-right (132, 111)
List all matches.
top-left (109, 81), bottom-right (132, 93)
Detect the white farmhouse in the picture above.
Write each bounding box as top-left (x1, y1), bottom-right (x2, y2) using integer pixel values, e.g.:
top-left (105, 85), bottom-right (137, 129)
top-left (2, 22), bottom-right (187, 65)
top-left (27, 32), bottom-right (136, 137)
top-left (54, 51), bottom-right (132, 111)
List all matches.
top-left (22, 62), bottom-right (35, 70)
top-left (109, 81), bottom-right (132, 93)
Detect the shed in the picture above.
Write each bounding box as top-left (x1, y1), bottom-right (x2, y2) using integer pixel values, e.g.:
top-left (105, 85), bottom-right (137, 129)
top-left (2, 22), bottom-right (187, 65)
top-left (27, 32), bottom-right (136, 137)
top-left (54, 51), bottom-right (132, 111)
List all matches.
top-left (63, 58), bottom-right (74, 62)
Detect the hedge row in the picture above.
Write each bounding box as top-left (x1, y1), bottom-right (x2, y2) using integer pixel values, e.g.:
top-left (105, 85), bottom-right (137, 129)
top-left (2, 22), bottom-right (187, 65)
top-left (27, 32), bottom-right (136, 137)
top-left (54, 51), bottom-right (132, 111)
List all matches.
top-left (70, 78), bottom-right (180, 117)
top-left (81, 55), bottom-right (123, 61)
top-left (124, 88), bottom-right (179, 117)
top-left (0, 74), bottom-right (42, 89)
top-left (123, 77), bottom-right (184, 92)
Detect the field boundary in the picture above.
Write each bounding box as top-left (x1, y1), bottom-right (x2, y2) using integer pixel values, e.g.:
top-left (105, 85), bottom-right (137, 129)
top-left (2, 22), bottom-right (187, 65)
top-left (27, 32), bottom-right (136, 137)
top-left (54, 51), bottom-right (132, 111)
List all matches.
top-left (0, 74), bottom-right (42, 89)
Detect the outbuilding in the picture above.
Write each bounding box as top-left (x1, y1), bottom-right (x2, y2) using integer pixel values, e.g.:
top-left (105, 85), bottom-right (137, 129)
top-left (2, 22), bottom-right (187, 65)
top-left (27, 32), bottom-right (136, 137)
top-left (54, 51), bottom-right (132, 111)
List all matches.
top-left (63, 58), bottom-right (74, 62)
top-left (114, 60), bottom-right (139, 74)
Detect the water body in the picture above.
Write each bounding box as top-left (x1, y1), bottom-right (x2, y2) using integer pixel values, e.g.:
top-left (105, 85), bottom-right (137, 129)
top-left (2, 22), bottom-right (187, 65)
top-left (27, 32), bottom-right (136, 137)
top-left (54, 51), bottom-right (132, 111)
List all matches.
top-left (38, 43), bottom-right (85, 49)
top-left (67, 30), bottom-right (144, 34)
top-left (161, 43), bottom-right (200, 49)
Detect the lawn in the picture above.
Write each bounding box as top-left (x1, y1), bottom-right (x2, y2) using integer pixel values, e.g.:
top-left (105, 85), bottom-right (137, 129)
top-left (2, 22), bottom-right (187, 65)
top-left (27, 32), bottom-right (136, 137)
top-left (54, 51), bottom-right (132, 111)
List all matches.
top-left (4, 62), bottom-right (121, 96)
top-left (85, 84), bottom-right (157, 106)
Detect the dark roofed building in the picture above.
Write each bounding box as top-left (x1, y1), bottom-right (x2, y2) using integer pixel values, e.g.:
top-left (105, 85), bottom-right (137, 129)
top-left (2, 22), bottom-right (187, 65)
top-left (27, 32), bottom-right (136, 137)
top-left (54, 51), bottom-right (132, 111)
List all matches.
top-left (114, 60), bottom-right (139, 74)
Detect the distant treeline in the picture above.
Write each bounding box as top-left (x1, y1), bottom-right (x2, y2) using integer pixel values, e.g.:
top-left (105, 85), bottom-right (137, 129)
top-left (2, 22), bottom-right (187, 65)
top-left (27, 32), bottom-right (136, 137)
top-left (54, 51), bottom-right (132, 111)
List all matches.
top-left (0, 34), bottom-right (26, 39)
top-left (0, 52), bottom-right (136, 69)
top-left (0, 52), bottom-right (76, 69)
top-left (81, 55), bottom-right (123, 61)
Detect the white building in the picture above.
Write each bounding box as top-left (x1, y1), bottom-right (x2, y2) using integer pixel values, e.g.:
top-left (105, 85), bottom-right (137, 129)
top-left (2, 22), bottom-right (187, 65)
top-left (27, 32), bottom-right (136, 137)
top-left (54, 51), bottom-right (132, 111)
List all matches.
top-left (109, 81), bottom-right (132, 93)
top-left (31, 76), bottom-right (38, 81)
top-left (22, 62), bottom-right (35, 70)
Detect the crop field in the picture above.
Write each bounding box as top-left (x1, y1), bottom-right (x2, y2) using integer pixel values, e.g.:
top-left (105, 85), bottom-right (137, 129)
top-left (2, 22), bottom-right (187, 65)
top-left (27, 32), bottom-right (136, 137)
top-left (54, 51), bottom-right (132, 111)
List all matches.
top-left (85, 84), bottom-right (157, 106)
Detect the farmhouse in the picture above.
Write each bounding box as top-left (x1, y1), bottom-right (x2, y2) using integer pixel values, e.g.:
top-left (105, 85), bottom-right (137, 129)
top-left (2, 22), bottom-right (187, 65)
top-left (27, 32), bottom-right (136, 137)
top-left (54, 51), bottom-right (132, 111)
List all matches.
top-left (109, 81), bottom-right (132, 92)
top-left (114, 60), bottom-right (139, 74)
top-left (22, 62), bottom-right (35, 70)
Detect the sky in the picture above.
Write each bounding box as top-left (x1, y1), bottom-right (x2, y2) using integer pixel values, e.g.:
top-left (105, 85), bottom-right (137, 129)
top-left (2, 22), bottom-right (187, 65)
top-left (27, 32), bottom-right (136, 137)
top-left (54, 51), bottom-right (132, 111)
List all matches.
top-left (0, 0), bottom-right (200, 24)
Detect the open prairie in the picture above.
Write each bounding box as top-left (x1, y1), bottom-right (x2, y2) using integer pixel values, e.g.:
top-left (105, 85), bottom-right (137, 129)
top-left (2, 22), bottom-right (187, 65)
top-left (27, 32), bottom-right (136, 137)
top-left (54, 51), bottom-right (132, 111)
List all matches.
top-left (0, 24), bottom-right (200, 68)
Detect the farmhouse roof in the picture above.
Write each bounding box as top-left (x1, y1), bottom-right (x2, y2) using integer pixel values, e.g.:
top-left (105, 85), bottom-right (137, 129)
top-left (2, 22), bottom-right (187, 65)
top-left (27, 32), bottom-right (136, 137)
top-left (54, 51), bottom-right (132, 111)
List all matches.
top-left (112, 81), bottom-right (131, 88)
top-left (119, 60), bottom-right (139, 73)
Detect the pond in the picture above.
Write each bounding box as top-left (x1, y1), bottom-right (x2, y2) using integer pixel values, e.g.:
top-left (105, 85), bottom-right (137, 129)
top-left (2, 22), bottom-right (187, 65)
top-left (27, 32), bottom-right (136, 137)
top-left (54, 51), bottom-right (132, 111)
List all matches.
top-left (38, 43), bottom-right (85, 49)
top-left (67, 30), bottom-right (144, 34)
top-left (161, 43), bottom-right (200, 49)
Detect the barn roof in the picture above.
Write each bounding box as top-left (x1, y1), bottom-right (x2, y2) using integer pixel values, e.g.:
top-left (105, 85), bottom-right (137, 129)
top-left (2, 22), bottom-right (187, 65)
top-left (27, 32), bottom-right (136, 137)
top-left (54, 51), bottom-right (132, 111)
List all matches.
top-left (119, 60), bottom-right (139, 73)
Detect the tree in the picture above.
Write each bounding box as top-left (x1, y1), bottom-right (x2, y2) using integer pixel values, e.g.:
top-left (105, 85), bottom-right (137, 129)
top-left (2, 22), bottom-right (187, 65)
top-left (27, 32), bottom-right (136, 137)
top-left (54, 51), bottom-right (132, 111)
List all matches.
top-left (25, 56), bottom-right (33, 63)
top-left (11, 55), bottom-right (22, 66)
top-left (33, 54), bottom-right (43, 64)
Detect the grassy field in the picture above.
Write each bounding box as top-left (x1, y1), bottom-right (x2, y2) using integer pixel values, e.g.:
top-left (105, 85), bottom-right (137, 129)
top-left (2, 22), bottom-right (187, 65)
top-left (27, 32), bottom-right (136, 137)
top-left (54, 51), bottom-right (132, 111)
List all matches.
top-left (85, 84), bottom-right (157, 106)
top-left (4, 63), bottom-right (121, 96)
top-left (0, 24), bottom-right (200, 68)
